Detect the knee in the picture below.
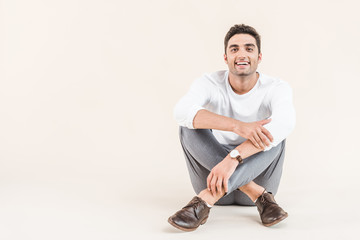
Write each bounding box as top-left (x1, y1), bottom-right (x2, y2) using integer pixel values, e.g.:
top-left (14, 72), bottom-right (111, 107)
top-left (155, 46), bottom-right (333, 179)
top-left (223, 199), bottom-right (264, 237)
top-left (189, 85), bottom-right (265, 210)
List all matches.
top-left (179, 126), bottom-right (198, 137)
top-left (179, 126), bottom-right (211, 143)
top-left (179, 126), bottom-right (190, 143)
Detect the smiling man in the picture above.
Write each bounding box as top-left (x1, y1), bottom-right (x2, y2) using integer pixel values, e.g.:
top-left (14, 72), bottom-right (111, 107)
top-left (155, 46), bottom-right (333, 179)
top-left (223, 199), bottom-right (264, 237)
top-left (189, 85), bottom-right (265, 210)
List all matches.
top-left (167, 24), bottom-right (296, 231)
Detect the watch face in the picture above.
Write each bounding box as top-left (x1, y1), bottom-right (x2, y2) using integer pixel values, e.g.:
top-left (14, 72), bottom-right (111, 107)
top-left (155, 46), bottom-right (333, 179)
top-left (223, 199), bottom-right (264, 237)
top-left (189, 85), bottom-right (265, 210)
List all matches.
top-left (230, 149), bottom-right (239, 158)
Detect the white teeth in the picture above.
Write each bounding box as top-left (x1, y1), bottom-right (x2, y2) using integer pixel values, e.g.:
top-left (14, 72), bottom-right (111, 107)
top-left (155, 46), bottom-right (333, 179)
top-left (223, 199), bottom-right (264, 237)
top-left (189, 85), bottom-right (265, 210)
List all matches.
top-left (236, 62), bottom-right (248, 65)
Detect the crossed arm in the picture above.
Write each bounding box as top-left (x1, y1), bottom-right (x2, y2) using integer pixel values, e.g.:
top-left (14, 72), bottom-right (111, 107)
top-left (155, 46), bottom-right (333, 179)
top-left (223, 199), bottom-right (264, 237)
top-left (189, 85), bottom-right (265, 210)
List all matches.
top-left (193, 109), bottom-right (273, 195)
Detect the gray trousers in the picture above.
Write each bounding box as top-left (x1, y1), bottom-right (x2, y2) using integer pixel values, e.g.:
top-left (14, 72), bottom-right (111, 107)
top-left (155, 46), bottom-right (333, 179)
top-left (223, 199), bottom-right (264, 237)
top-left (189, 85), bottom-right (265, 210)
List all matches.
top-left (179, 127), bottom-right (286, 206)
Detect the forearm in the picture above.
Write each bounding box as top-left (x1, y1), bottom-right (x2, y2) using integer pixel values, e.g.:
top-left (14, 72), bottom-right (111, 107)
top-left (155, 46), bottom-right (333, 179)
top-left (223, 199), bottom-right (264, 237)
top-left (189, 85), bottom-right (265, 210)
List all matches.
top-left (235, 139), bottom-right (264, 159)
top-left (207, 139), bottom-right (264, 195)
top-left (193, 109), bottom-right (237, 131)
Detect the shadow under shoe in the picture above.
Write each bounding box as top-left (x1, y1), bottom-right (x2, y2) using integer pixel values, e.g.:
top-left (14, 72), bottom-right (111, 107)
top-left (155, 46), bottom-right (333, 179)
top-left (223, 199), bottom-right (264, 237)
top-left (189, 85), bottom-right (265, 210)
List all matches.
top-left (168, 196), bottom-right (210, 232)
top-left (255, 192), bottom-right (288, 227)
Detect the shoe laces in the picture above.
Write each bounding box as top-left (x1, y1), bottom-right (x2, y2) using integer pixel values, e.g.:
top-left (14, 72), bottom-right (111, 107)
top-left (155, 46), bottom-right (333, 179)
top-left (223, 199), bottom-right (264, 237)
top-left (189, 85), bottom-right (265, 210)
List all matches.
top-left (259, 190), bottom-right (267, 204)
top-left (183, 197), bottom-right (203, 219)
top-left (184, 197), bottom-right (202, 210)
top-left (259, 192), bottom-right (277, 206)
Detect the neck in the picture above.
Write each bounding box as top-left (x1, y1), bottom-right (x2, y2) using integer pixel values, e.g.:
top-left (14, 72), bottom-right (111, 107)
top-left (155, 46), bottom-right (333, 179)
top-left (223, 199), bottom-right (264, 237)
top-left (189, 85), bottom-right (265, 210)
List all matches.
top-left (228, 72), bottom-right (259, 95)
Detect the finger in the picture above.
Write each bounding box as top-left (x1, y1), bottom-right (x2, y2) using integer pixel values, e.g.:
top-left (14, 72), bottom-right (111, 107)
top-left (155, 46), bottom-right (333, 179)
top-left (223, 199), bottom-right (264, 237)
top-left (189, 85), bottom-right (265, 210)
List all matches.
top-left (259, 118), bottom-right (271, 125)
top-left (257, 129), bottom-right (270, 146)
top-left (207, 172), bottom-right (213, 190)
top-left (210, 176), bottom-right (217, 196)
top-left (250, 137), bottom-right (261, 148)
top-left (257, 133), bottom-right (266, 149)
top-left (253, 133), bottom-right (264, 149)
top-left (216, 178), bottom-right (223, 194)
top-left (223, 178), bottom-right (228, 193)
top-left (261, 126), bottom-right (274, 142)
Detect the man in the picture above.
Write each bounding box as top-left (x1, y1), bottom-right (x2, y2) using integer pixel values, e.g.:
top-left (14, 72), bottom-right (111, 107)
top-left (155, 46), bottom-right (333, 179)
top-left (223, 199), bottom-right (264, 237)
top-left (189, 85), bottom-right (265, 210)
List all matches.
top-left (168, 24), bottom-right (296, 231)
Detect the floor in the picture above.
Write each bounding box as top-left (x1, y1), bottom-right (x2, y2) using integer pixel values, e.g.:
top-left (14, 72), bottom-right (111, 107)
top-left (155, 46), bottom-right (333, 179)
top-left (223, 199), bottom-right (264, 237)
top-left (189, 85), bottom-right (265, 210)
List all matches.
top-left (0, 172), bottom-right (358, 240)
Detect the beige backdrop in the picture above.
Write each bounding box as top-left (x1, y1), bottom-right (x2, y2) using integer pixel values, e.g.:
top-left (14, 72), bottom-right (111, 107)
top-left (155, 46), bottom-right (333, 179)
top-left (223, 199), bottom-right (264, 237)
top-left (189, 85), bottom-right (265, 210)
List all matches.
top-left (1, 0), bottom-right (359, 239)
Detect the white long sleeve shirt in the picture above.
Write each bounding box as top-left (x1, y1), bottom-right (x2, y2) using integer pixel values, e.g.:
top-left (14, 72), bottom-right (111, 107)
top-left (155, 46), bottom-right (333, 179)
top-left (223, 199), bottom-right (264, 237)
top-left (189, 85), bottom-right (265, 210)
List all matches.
top-left (173, 70), bottom-right (296, 151)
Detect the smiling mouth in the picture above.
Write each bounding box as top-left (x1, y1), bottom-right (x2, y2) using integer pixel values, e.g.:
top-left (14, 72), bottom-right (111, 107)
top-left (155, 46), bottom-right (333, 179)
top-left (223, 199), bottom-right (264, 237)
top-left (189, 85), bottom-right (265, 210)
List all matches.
top-left (235, 61), bottom-right (249, 67)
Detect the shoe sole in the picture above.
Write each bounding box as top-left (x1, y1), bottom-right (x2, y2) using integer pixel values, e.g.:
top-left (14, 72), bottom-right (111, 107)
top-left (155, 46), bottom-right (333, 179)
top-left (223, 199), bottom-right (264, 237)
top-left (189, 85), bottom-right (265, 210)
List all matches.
top-left (167, 217), bottom-right (208, 232)
top-left (263, 212), bottom-right (288, 227)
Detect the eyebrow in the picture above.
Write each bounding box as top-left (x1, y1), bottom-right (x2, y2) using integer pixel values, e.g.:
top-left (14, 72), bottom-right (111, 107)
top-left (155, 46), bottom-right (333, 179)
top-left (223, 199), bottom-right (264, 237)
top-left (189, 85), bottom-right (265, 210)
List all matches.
top-left (229, 43), bottom-right (256, 48)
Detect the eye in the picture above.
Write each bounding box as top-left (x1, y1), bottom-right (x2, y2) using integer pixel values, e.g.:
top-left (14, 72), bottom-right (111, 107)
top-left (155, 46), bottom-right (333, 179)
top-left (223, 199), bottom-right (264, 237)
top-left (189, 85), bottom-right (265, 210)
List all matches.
top-left (231, 48), bottom-right (238, 52)
top-left (247, 47), bottom-right (253, 52)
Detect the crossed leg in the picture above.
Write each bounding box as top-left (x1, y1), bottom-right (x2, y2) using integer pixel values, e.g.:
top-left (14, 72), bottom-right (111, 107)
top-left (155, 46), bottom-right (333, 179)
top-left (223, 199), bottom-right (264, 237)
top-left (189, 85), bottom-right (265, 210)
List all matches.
top-left (179, 126), bottom-right (286, 205)
top-left (168, 127), bottom-right (288, 231)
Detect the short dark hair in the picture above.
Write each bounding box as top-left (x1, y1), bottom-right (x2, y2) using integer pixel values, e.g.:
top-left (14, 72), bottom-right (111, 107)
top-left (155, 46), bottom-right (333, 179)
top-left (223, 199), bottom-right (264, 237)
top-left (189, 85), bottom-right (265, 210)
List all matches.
top-left (224, 24), bottom-right (261, 54)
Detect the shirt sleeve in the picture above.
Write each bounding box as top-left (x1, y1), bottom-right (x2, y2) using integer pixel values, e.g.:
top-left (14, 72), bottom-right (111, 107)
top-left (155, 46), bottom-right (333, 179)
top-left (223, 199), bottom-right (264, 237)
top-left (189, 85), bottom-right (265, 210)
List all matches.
top-left (173, 76), bottom-right (212, 129)
top-left (263, 81), bottom-right (296, 151)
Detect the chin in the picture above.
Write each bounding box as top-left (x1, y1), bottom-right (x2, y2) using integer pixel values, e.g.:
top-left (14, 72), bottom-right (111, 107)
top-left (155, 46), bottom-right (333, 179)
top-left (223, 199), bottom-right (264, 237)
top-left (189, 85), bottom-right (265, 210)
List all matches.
top-left (236, 72), bottom-right (251, 76)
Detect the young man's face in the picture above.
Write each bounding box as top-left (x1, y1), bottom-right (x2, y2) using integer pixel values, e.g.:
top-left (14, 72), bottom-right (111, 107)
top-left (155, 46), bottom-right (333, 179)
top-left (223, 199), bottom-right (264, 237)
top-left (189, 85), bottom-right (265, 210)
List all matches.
top-left (224, 33), bottom-right (262, 77)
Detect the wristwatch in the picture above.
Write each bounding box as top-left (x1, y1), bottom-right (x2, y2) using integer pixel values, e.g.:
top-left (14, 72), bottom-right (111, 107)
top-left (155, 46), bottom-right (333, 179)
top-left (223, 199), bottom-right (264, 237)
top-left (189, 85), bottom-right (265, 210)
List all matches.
top-left (230, 149), bottom-right (243, 164)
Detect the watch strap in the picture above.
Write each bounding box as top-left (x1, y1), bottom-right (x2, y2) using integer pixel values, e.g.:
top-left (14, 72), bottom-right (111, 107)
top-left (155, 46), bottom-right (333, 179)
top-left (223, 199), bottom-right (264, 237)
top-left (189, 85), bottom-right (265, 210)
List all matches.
top-left (235, 154), bottom-right (243, 164)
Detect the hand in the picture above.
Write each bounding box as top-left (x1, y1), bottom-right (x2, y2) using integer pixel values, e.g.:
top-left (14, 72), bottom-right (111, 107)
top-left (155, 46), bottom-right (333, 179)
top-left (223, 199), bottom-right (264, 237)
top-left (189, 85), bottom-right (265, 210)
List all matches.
top-left (207, 155), bottom-right (239, 196)
top-left (233, 119), bottom-right (274, 149)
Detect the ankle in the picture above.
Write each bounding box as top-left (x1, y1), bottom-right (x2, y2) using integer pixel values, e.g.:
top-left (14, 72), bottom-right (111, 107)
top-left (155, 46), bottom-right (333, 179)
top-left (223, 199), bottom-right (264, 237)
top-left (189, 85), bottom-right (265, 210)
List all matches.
top-left (239, 184), bottom-right (266, 202)
top-left (254, 189), bottom-right (267, 203)
top-left (197, 189), bottom-right (221, 206)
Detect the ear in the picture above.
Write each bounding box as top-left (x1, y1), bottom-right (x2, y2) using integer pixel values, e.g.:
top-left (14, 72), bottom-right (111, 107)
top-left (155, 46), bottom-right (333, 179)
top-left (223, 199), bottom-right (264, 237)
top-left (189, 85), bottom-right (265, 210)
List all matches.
top-left (258, 52), bottom-right (262, 63)
top-left (224, 53), bottom-right (228, 64)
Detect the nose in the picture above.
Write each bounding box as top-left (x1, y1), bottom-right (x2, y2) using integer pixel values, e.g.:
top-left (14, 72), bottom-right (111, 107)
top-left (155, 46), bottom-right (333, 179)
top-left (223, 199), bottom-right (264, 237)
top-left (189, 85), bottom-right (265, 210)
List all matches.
top-left (236, 48), bottom-right (247, 59)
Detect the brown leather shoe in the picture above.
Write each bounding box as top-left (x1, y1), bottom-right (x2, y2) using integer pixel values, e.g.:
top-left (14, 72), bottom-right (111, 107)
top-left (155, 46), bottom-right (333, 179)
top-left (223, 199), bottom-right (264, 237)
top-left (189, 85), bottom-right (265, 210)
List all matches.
top-left (168, 196), bottom-right (210, 231)
top-left (255, 191), bottom-right (288, 227)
